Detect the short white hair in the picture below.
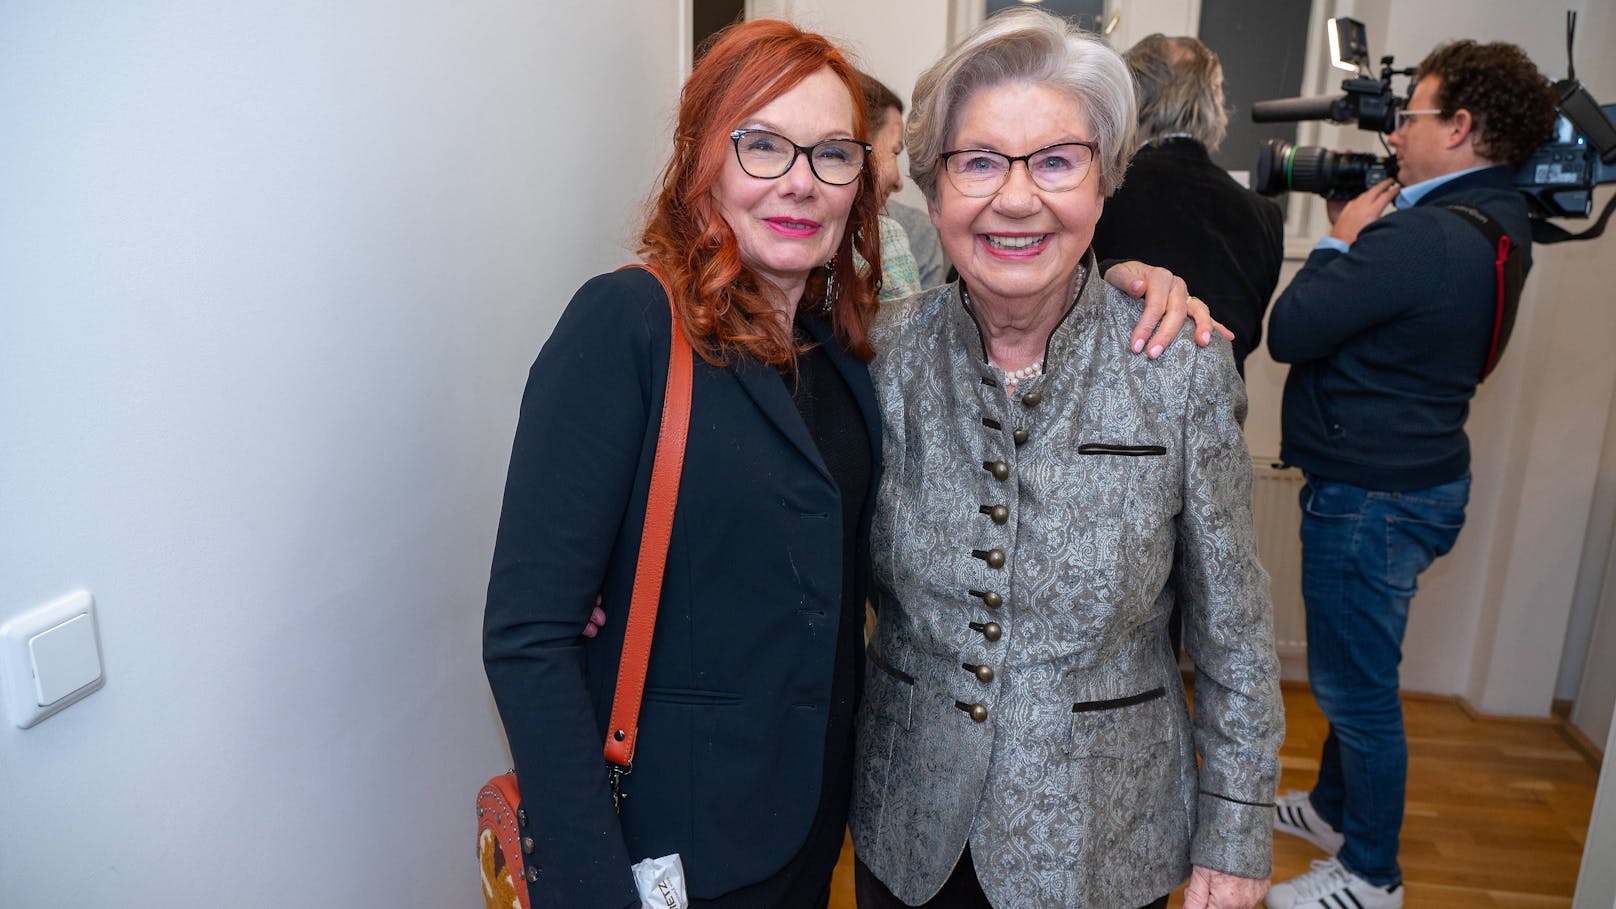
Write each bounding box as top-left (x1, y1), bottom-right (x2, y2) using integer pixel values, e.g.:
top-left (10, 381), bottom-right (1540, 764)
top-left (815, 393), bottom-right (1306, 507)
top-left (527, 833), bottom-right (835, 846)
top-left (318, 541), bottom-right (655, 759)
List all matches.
top-left (906, 7), bottom-right (1137, 199)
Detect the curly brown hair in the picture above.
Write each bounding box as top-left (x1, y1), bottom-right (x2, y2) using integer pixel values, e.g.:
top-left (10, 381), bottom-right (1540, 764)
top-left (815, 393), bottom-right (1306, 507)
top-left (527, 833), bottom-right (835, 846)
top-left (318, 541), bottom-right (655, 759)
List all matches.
top-left (1415, 40), bottom-right (1558, 166)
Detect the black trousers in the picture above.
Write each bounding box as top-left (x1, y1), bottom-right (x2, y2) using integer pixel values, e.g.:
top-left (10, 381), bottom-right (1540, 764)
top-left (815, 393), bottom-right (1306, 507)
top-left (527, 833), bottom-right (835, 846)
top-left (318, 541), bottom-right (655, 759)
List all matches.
top-left (854, 848), bottom-right (1169, 909)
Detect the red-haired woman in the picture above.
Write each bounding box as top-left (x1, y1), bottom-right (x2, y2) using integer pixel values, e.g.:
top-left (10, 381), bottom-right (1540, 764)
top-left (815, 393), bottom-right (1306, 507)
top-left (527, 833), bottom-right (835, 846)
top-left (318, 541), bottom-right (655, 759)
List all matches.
top-left (483, 19), bottom-right (1214, 909)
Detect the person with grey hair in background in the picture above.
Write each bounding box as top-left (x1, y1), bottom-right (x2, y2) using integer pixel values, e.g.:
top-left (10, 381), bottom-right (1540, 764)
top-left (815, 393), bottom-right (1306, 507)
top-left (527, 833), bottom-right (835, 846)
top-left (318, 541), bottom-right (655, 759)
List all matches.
top-left (1092, 33), bottom-right (1284, 378)
top-left (851, 9), bottom-right (1281, 909)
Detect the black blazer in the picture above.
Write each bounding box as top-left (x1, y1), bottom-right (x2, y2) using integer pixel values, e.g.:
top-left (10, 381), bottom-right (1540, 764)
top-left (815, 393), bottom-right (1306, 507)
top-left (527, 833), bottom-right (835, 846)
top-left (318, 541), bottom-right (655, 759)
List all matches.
top-left (483, 267), bottom-right (880, 907)
top-left (1092, 138), bottom-right (1285, 374)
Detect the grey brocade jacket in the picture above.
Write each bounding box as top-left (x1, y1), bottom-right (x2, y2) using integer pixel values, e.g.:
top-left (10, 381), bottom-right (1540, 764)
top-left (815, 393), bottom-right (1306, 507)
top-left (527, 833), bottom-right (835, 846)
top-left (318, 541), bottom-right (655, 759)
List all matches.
top-left (851, 256), bottom-right (1283, 908)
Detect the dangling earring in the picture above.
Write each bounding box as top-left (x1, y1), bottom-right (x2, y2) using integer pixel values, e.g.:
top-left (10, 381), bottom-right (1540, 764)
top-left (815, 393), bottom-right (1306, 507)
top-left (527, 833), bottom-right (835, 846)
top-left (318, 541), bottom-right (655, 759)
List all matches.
top-left (822, 256), bottom-right (837, 314)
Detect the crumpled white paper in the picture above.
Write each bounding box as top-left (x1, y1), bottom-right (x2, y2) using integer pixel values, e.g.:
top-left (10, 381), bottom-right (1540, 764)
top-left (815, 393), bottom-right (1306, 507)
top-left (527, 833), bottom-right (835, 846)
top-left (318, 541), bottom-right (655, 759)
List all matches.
top-left (633, 853), bottom-right (688, 909)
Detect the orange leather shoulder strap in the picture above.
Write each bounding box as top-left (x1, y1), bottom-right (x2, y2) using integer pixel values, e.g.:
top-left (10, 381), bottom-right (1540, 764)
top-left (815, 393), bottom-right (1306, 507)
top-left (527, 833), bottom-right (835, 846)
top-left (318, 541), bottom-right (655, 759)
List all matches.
top-left (603, 263), bottom-right (692, 769)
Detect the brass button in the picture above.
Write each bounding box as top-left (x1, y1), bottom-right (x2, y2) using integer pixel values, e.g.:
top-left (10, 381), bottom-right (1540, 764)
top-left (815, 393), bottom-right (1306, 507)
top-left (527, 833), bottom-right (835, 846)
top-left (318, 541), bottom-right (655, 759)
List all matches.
top-left (521, 836), bottom-right (534, 855)
top-left (981, 591), bottom-right (1003, 609)
top-left (1013, 428), bottom-right (1029, 445)
top-left (1021, 391), bottom-right (1042, 408)
top-left (517, 808), bottom-right (528, 827)
top-left (525, 866), bottom-right (539, 883)
top-left (986, 460), bottom-right (1009, 481)
top-left (985, 548), bottom-right (1005, 568)
top-left (982, 621), bottom-right (1002, 642)
top-left (974, 664), bottom-right (995, 683)
top-left (969, 703), bottom-right (988, 722)
top-left (988, 504), bottom-right (1009, 524)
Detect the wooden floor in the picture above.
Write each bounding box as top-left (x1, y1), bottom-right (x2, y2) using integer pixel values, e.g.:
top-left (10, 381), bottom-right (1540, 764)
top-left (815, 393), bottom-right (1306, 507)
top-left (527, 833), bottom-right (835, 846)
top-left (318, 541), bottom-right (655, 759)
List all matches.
top-left (828, 683), bottom-right (1600, 908)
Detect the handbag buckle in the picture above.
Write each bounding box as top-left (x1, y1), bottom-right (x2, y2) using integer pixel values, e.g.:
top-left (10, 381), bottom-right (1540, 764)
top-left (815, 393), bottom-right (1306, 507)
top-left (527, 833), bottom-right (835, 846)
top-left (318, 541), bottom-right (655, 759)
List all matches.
top-left (607, 763), bottom-right (631, 813)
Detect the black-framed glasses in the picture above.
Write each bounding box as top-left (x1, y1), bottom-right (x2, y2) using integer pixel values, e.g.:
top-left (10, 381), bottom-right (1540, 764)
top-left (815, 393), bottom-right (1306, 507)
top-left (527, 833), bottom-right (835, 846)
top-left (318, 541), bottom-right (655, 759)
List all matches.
top-left (730, 129), bottom-right (871, 186)
top-left (938, 141), bottom-right (1100, 197)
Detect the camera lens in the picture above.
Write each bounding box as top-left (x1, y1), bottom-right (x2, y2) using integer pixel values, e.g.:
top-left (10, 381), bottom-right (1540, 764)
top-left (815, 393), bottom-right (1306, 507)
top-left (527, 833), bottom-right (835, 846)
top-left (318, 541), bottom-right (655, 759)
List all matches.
top-left (1254, 139), bottom-right (1398, 199)
top-left (1253, 139), bottom-right (1293, 196)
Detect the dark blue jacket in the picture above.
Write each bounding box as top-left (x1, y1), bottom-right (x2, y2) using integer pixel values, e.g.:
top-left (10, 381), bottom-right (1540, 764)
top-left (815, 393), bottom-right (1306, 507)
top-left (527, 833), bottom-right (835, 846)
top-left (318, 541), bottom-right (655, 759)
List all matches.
top-left (1268, 166), bottom-right (1532, 491)
top-left (483, 267), bottom-right (880, 906)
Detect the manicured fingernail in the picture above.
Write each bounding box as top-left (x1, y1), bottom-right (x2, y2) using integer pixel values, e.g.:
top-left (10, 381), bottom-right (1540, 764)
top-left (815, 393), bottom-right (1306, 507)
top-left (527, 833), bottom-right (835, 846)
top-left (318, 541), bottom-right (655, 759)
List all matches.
top-left (1149, 344), bottom-right (1163, 358)
top-left (1132, 338), bottom-right (1145, 353)
top-left (1201, 332), bottom-right (1211, 344)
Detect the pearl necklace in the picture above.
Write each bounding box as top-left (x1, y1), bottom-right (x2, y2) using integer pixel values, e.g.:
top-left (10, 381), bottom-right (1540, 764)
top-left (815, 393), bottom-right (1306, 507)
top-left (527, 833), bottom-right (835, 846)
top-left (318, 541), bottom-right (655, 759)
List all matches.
top-left (961, 282), bottom-right (1046, 385)
top-left (994, 360), bottom-right (1044, 383)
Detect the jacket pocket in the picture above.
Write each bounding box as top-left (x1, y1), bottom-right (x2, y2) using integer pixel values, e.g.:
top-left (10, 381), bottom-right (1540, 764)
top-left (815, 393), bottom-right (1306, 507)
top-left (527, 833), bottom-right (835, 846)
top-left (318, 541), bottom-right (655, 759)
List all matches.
top-left (1077, 442), bottom-right (1167, 456)
top-left (865, 649), bottom-right (915, 730)
top-left (643, 686), bottom-right (744, 706)
top-left (1309, 371), bottom-right (1346, 440)
top-left (1061, 686), bottom-right (1188, 893)
top-left (1065, 685), bottom-right (1172, 757)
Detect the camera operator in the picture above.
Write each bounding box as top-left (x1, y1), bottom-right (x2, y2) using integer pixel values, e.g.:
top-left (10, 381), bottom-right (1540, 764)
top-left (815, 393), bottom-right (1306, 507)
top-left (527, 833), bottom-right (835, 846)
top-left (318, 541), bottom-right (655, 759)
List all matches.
top-left (1263, 41), bottom-right (1557, 909)
top-left (1093, 34), bottom-right (1284, 377)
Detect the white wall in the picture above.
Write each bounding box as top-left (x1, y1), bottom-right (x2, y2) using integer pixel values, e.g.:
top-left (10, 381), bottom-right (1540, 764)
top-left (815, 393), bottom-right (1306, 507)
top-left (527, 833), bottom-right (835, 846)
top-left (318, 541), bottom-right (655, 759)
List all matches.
top-left (1573, 702), bottom-right (1616, 909)
top-left (1106, 0), bottom-right (1202, 57)
top-left (1573, 507), bottom-right (1616, 748)
top-left (0, 3), bottom-right (682, 906)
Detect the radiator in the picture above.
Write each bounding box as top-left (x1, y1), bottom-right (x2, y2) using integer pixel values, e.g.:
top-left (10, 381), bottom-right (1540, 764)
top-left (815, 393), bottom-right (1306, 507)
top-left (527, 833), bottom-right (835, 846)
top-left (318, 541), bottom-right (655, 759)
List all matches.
top-left (1250, 459), bottom-right (1307, 664)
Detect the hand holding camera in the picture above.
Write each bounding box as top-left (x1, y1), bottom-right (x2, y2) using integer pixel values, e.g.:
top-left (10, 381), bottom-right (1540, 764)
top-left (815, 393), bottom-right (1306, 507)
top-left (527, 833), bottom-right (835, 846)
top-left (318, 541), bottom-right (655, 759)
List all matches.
top-left (1326, 178), bottom-right (1400, 244)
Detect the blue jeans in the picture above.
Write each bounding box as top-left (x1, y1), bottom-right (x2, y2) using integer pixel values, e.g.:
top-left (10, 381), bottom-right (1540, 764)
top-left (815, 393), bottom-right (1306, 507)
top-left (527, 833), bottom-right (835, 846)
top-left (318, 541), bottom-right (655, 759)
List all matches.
top-left (1298, 475), bottom-right (1469, 887)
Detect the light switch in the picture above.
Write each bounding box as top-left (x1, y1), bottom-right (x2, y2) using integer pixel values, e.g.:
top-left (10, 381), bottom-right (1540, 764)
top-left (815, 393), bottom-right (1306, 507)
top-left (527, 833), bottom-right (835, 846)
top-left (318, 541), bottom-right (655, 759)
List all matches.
top-left (1, 590), bottom-right (105, 728)
top-left (29, 613), bottom-right (101, 705)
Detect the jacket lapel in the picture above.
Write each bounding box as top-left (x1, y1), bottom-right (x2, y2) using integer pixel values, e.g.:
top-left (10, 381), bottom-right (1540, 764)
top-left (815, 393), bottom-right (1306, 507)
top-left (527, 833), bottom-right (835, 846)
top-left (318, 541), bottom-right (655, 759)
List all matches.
top-left (731, 358), bottom-right (835, 486)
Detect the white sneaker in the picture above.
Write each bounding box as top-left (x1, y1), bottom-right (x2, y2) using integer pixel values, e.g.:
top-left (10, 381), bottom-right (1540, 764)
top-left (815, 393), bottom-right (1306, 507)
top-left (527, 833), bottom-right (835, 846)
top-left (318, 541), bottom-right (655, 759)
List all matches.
top-left (1273, 790), bottom-right (1345, 855)
top-left (1265, 858), bottom-right (1404, 909)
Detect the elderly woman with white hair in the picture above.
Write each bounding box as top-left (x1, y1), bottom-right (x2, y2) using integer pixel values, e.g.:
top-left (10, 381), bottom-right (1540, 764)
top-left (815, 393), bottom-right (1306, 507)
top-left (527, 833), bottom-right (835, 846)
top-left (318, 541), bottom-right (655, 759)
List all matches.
top-left (851, 9), bottom-right (1283, 909)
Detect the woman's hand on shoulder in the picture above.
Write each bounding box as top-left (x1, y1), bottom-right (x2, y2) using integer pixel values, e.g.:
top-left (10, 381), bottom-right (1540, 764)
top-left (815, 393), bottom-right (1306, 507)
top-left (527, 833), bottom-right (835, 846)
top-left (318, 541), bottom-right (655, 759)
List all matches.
top-left (1183, 865), bottom-right (1269, 909)
top-left (1102, 261), bottom-right (1233, 359)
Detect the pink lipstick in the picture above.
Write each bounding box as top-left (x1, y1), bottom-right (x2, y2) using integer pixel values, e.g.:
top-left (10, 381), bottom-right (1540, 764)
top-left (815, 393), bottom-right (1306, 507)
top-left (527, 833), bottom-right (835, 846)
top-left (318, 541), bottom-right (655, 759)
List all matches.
top-left (765, 217), bottom-right (821, 238)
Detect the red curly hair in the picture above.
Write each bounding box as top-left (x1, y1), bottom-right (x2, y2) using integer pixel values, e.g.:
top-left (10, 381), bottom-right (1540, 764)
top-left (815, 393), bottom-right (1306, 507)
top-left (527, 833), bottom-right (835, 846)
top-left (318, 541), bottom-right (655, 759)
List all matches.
top-left (640, 19), bottom-right (883, 366)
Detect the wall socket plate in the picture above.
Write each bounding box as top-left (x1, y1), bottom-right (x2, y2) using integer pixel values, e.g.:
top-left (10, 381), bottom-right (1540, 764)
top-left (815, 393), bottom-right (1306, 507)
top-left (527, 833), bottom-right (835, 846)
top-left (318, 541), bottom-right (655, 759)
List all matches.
top-left (1, 590), bottom-right (105, 728)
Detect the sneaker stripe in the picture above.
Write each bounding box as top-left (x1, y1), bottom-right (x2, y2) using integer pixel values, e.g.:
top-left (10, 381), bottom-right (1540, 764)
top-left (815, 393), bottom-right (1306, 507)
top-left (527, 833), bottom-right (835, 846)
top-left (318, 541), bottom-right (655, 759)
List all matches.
top-left (1281, 802), bottom-right (1310, 832)
top-left (1341, 889), bottom-right (1365, 909)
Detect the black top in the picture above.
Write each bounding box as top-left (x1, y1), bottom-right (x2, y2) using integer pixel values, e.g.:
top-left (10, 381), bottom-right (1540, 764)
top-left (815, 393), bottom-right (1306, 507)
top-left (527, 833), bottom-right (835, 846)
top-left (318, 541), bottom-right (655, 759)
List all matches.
top-left (696, 313), bottom-right (872, 908)
top-left (1268, 166), bottom-right (1533, 491)
top-left (1091, 137), bottom-right (1285, 375)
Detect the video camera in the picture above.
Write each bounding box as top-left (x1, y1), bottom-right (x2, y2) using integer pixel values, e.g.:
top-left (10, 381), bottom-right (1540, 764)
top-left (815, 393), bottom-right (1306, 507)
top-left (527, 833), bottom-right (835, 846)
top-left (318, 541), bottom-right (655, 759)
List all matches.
top-left (1249, 13), bottom-right (1616, 243)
